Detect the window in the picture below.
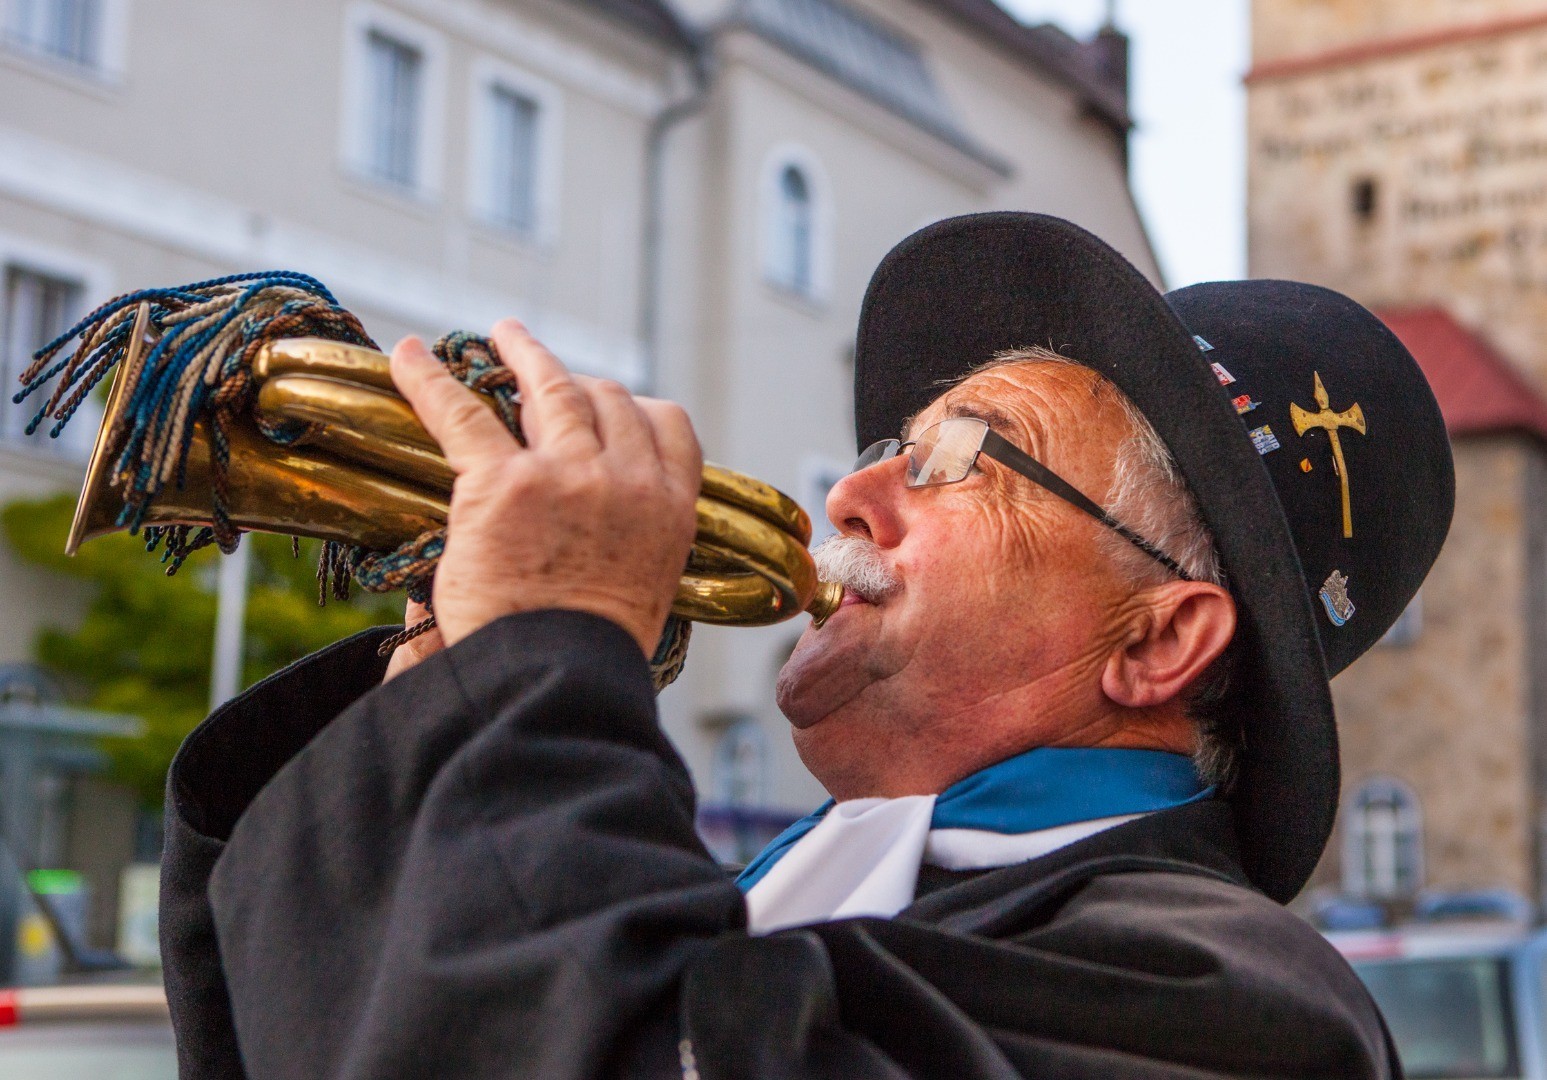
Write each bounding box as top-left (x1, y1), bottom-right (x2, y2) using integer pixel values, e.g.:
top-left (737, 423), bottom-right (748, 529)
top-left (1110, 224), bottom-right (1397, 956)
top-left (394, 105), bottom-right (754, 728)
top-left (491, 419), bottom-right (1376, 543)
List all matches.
top-left (469, 60), bottom-right (559, 243)
top-left (341, 4), bottom-right (445, 198)
top-left (488, 86), bottom-right (539, 233)
top-left (364, 30), bottom-right (423, 189)
top-left (1, 264), bottom-right (86, 452)
top-left (773, 166), bottom-right (813, 293)
top-left (1352, 176), bottom-right (1379, 224)
top-left (1343, 776), bottom-right (1424, 901)
top-left (761, 147), bottom-right (829, 300)
top-left (5, 0), bottom-right (101, 67)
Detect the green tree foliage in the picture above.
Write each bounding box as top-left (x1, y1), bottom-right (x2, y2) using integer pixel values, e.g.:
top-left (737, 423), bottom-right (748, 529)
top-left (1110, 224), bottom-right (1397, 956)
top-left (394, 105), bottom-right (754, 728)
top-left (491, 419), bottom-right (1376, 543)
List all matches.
top-left (2, 495), bottom-right (401, 806)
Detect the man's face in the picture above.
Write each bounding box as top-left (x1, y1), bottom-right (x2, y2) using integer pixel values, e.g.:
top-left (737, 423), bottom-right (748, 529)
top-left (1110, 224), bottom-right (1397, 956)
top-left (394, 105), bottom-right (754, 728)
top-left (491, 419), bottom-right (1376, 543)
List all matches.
top-left (776, 361), bottom-right (1153, 797)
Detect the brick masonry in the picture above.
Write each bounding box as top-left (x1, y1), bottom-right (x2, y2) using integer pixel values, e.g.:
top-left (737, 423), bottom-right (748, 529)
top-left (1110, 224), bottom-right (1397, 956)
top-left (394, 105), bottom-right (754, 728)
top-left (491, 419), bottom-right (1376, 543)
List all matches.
top-left (1317, 438), bottom-right (1534, 897)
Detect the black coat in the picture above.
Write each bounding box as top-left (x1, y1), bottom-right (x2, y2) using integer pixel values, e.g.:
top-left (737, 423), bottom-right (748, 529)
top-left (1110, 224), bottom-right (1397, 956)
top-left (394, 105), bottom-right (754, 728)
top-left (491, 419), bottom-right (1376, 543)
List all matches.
top-left (161, 609), bottom-right (1399, 1079)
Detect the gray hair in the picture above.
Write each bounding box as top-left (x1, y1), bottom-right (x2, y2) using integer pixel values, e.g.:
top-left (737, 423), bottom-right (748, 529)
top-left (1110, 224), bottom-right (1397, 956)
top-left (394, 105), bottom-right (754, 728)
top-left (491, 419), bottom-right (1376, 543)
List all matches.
top-left (968, 348), bottom-right (1240, 790)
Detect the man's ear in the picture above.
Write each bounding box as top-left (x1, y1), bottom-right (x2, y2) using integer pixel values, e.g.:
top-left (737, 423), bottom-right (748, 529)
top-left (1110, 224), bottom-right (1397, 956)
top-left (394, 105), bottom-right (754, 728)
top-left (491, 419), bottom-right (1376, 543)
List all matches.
top-left (1100, 584), bottom-right (1237, 710)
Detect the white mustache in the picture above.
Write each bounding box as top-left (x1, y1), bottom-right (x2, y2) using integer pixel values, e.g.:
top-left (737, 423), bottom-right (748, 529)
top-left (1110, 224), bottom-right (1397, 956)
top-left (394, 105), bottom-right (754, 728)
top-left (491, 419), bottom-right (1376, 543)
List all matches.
top-left (812, 535), bottom-right (901, 603)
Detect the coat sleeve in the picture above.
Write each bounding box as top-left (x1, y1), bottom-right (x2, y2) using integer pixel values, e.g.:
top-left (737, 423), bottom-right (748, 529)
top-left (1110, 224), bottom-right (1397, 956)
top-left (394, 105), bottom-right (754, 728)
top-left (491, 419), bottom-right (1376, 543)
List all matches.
top-left (195, 610), bottom-right (746, 1080)
top-left (161, 625), bottom-right (398, 1080)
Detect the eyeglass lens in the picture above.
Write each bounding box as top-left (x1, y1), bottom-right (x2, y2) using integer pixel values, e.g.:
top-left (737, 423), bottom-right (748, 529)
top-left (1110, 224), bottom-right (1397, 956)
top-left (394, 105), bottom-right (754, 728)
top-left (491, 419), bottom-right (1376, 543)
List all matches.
top-left (852, 418), bottom-right (992, 486)
top-left (906, 418), bottom-right (989, 487)
top-left (852, 438), bottom-right (901, 472)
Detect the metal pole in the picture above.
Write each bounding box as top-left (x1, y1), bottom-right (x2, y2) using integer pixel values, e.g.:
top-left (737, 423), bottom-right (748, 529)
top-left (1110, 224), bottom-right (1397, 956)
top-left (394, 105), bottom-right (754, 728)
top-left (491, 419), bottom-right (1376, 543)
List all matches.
top-left (209, 542), bottom-right (252, 711)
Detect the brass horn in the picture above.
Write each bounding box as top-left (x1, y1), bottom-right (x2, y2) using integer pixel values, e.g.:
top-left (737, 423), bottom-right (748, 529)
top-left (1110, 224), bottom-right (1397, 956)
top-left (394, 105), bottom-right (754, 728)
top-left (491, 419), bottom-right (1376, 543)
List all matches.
top-left (68, 305), bottom-right (842, 628)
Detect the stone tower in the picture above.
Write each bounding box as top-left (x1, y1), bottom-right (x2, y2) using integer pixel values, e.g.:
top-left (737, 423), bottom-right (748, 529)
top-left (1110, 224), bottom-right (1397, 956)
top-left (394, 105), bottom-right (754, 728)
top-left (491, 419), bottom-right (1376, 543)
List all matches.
top-left (1249, 0), bottom-right (1547, 916)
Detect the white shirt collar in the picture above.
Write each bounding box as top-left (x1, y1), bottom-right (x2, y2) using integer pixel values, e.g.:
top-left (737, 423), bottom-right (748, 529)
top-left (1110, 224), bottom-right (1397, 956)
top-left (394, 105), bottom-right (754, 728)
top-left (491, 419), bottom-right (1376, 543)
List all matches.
top-left (744, 795), bottom-right (1146, 934)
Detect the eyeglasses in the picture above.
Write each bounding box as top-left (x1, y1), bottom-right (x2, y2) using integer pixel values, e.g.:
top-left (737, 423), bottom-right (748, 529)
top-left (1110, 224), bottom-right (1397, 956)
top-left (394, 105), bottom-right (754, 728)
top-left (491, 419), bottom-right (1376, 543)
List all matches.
top-left (853, 416), bottom-right (1193, 581)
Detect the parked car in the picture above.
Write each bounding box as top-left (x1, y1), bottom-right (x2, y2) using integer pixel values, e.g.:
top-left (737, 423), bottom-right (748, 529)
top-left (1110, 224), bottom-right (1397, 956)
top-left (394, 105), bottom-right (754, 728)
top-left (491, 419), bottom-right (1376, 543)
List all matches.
top-left (1331, 925), bottom-right (1547, 1079)
top-left (0, 983), bottom-right (173, 1079)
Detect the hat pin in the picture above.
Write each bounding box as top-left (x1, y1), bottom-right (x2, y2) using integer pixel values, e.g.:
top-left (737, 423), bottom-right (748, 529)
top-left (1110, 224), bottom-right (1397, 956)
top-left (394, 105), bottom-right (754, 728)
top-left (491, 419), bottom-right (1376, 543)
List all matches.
top-left (1290, 372), bottom-right (1366, 539)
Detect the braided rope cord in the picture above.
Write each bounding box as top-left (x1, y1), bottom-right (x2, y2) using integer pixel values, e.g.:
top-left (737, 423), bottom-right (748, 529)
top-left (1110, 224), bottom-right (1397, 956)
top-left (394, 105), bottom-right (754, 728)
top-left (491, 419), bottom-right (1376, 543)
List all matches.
top-left (22, 275), bottom-right (689, 690)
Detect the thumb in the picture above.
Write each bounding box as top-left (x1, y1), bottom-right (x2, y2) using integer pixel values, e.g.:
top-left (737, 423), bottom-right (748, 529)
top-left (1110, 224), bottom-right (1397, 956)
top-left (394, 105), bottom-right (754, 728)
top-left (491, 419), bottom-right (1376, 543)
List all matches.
top-left (383, 597), bottom-right (446, 682)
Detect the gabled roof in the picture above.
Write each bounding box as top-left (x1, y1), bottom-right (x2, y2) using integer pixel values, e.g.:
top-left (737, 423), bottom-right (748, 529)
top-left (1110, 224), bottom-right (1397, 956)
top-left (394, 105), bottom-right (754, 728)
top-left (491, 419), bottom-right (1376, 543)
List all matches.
top-left (928, 0), bottom-right (1133, 130)
top-left (570, 0), bottom-right (1131, 135)
top-left (579, 0), bottom-right (697, 51)
top-left (736, 0), bottom-right (1010, 173)
top-left (1376, 307), bottom-right (1547, 441)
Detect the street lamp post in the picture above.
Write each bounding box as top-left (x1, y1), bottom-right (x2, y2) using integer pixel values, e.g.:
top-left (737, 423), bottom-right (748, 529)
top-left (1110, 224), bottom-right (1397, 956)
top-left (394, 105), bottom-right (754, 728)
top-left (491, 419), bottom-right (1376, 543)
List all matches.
top-left (209, 543), bottom-right (251, 711)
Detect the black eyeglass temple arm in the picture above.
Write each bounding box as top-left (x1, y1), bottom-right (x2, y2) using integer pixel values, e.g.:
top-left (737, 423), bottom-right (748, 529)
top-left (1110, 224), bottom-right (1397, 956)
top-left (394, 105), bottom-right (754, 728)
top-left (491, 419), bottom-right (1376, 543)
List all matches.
top-left (979, 430), bottom-right (1194, 582)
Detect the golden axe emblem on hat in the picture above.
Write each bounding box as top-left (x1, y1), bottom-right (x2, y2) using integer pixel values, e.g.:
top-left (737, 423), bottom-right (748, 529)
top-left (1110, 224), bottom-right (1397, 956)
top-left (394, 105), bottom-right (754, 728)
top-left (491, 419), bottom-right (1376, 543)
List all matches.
top-left (1290, 372), bottom-right (1366, 540)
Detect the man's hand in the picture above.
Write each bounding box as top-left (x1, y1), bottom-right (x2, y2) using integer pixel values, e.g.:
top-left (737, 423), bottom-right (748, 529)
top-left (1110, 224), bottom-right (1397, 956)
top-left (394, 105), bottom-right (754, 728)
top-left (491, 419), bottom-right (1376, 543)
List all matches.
top-left (383, 598), bottom-right (445, 681)
top-left (389, 320), bottom-right (702, 657)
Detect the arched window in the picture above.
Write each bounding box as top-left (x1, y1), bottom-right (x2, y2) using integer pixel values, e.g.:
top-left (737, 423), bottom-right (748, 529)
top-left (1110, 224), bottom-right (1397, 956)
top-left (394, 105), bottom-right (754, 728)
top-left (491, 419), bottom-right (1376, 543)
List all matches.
top-left (1343, 776), bottom-right (1424, 900)
top-left (774, 166), bottom-right (813, 293)
top-left (761, 148), bottom-right (827, 299)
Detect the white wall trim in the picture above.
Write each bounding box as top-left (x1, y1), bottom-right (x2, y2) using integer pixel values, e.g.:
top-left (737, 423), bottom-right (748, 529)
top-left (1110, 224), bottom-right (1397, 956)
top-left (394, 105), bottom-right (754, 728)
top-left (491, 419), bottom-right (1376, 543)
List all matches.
top-left (467, 54), bottom-right (563, 248)
top-left (0, 231), bottom-right (112, 299)
top-left (758, 142), bottom-right (834, 304)
top-left (339, 0), bottom-right (448, 202)
top-left (392, 0), bottom-right (666, 118)
top-left (0, 123), bottom-right (644, 385)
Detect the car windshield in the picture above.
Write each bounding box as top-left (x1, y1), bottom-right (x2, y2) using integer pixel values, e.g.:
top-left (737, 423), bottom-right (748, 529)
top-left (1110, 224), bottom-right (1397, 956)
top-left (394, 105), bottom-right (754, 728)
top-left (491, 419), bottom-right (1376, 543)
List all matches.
top-left (0, 1021), bottom-right (176, 1080)
top-left (1353, 956), bottom-right (1518, 1079)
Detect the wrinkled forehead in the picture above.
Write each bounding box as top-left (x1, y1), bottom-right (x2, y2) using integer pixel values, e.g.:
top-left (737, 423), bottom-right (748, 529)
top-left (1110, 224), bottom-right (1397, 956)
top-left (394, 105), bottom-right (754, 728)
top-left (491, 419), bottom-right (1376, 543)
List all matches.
top-left (902, 360), bottom-right (1112, 447)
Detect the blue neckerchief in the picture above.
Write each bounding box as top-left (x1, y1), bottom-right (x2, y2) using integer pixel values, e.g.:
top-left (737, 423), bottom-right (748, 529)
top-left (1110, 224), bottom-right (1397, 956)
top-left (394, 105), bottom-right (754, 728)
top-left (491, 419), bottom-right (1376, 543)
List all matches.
top-left (735, 746), bottom-right (1211, 892)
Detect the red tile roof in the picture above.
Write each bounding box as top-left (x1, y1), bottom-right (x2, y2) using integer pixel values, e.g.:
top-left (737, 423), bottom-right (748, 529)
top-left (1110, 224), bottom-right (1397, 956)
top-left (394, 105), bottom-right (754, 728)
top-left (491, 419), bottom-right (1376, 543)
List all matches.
top-left (1376, 307), bottom-right (1547, 441)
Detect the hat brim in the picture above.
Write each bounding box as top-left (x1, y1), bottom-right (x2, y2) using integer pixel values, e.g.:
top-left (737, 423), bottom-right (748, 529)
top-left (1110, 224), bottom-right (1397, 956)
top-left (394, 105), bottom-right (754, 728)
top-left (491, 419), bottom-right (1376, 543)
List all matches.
top-left (853, 213), bottom-right (1335, 903)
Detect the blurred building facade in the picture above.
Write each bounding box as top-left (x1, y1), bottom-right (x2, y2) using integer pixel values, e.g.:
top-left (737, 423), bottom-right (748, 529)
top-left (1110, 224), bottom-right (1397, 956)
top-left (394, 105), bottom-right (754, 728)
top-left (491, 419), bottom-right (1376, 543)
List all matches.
top-left (1249, 0), bottom-right (1547, 913)
top-left (0, 0), bottom-right (1159, 877)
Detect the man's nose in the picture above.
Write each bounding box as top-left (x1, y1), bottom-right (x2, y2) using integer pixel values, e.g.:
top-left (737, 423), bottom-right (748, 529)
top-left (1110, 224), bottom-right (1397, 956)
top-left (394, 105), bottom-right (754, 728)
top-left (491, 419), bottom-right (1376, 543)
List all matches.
top-left (824, 456), bottom-right (906, 546)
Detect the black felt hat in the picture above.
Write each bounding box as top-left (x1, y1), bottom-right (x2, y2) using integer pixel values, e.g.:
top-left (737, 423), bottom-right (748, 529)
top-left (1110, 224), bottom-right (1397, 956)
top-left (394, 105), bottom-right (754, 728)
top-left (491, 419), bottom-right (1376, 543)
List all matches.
top-left (853, 213), bottom-right (1454, 903)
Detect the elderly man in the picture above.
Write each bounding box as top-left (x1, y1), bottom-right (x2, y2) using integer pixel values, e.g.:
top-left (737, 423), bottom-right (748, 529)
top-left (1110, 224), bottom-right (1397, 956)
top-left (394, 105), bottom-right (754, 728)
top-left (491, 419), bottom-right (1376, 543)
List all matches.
top-left (161, 214), bottom-right (1451, 1078)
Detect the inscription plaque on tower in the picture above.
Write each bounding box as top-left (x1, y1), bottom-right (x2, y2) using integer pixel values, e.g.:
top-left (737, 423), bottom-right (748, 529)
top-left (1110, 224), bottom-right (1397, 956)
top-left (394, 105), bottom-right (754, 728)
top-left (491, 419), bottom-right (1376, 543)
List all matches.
top-left (1250, 15), bottom-right (1547, 386)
